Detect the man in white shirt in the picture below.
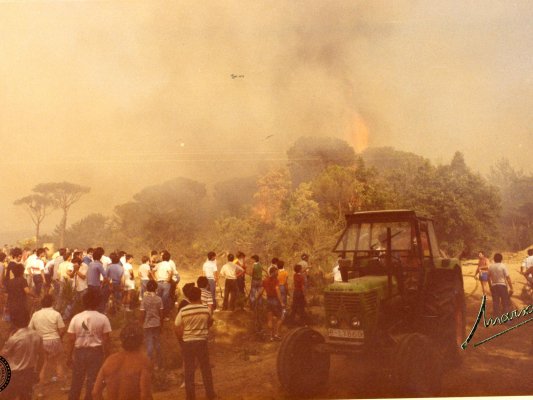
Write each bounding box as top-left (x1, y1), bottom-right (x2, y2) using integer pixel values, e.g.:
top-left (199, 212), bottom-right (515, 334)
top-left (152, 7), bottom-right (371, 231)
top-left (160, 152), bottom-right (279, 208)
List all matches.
top-left (521, 249), bottom-right (533, 286)
top-left (154, 250), bottom-right (173, 319)
top-left (66, 290), bottom-right (112, 400)
top-left (165, 252), bottom-right (180, 308)
top-left (57, 252), bottom-right (74, 311)
top-left (73, 256), bottom-right (89, 305)
top-left (31, 248), bottom-right (47, 296)
top-left (488, 253), bottom-right (514, 315)
top-left (138, 256), bottom-right (152, 299)
top-left (101, 253), bottom-right (112, 271)
top-left (52, 249), bottom-right (66, 301)
top-left (29, 294), bottom-right (66, 390)
top-left (123, 254), bottom-right (135, 311)
top-left (202, 251), bottom-right (219, 311)
top-left (99, 250), bottom-right (113, 314)
top-left (219, 254), bottom-right (244, 311)
top-left (24, 249), bottom-right (37, 286)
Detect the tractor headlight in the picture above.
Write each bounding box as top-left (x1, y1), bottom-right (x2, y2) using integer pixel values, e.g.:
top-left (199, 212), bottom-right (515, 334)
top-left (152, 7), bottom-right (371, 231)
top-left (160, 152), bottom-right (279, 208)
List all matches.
top-left (351, 317), bottom-right (361, 328)
top-left (329, 315), bottom-right (339, 326)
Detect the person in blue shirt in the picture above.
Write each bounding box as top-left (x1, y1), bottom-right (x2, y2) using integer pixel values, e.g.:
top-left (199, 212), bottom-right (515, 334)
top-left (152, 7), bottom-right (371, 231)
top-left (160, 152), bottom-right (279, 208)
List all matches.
top-left (87, 247), bottom-right (107, 290)
top-left (87, 247), bottom-right (107, 313)
top-left (83, 247), bottom-right (93, 267)
top-left (106, 253), bottom-right (124, 313)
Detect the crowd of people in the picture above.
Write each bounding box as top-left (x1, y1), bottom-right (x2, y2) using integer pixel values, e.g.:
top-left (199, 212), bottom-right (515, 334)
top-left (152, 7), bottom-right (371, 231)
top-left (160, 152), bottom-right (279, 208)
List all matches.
top-left (0, 246), bottom-right (315, 400)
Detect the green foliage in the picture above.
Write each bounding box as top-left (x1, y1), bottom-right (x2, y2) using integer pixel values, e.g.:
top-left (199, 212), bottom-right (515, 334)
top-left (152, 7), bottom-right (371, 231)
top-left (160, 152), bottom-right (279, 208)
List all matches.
top-left (15, 139), bottom-right (509, 269)
top-left (362, 146), bottom-right (429, 172)
top-left (379, 151), bottom-right (500, 256)
top-left (287, 136), bottom-right (356, 187)
top-left (114, 177), bottom-right (207, 253)
top-left (64, 213), bottom-right (110, 249)
top-left (252, 168), bottom-right (291, 224)
top-left (488, 158), bottom-right (533, 250)
top-left (310, 161), bottom-right (391, 222)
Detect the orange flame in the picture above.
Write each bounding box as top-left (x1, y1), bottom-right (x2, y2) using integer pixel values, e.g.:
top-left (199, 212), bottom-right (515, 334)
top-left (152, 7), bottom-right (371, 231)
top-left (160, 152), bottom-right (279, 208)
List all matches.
top-left (346, 113), bottom-right (369, 153)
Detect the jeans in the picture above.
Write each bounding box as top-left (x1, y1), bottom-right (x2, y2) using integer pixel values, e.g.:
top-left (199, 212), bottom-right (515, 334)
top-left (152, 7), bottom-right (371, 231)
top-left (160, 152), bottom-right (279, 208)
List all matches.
top-left (140, 280), bottom-right (149, 299)
top-left (250, 279), bottom-right (262, 306)
top-left (100, 284), bottom-right (110, 314)
top-left (222, 279), bottom-right (237, 310)
top-left (68, 347), bottom-right (104, 400)
top-left (157, 281), bottom-right (171, 316)
top-left (88, 285), bottom-right (107, 314)
top-left (112, 282), bottom-right (122, 308)
top-left (74, 289), bottom-right (87, 314)
top-left (33, 274), bottom-right (44, 296)
top-left (182, 340), bottom-right (216, 400)
top-left (144, 326), bottom-right (162, 367)
top-left (207, 278), bottom-right (217, 310)
top-left (236, 275), bottom-right (245, 294)
top-left (491, 284), bottom-right (511, 315)
top-left (170, 280), bottom-right (177, 304)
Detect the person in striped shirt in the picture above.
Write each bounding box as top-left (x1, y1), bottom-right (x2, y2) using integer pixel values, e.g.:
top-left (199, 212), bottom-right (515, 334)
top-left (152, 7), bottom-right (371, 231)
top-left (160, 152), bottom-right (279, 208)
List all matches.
top-left (174, 287), bottom-right (216, 400)
top-left (197, 276), bottom-right (214, 313)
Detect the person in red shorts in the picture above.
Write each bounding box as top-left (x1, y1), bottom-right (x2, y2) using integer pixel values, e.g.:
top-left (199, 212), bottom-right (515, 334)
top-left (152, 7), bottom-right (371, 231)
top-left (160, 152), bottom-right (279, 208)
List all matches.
top-left (257, 266), bottom-right (284, 341)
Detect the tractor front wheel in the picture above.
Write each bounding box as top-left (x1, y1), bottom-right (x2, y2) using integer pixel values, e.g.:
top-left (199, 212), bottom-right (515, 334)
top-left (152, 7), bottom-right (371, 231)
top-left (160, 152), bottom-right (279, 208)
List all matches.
top-left (277, 327), bottom-right (330, 397)
top-left (392, 333), bottom-right (443, 396)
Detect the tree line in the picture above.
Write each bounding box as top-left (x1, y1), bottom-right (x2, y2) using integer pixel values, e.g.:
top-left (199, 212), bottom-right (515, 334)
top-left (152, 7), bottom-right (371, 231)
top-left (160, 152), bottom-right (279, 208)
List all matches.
top-left (15, 137), bottom-right (532, 268)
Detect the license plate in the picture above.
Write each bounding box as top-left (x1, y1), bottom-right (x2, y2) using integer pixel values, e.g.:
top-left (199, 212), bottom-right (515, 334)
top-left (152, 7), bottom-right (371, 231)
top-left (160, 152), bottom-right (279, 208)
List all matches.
top-left (328, 328), bottom-right (364, 339)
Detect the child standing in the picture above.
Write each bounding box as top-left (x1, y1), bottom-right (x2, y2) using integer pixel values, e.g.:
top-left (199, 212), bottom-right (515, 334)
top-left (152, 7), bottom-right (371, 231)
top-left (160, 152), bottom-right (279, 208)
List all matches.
top-left (277, 260), bottom-right (288, 308)
top-left (257, 266), bottom-right (283, 341)
top-left (140, 280), bottom-right (163, 369)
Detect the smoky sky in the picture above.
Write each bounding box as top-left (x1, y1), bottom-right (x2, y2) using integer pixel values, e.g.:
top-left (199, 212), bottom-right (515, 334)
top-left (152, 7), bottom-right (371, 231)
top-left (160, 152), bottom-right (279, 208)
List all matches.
top-left (0, 0), bottom-right (532, 239)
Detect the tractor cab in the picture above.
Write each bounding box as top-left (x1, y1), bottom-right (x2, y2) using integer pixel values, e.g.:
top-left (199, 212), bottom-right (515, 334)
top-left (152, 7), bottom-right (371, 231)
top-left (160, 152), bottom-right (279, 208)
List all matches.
top-left (333, 210), bottom-right (441, 295)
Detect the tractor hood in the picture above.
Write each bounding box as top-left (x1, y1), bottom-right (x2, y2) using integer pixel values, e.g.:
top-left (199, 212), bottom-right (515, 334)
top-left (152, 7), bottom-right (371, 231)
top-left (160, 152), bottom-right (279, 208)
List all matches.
top-left (325, 275), bottom-right (398, 299)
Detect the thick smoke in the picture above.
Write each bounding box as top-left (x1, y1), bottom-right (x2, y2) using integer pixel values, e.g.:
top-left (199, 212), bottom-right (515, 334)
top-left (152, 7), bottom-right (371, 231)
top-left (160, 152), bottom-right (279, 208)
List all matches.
top-left (0, 0), bottom-right (531, 240)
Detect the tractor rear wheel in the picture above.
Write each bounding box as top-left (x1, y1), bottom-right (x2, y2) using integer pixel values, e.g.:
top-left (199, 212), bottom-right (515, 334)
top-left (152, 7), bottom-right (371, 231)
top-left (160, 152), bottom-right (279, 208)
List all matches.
top-left (393, 333), bottom-right (443, 396)
top-left (424, 270), bottom-right (466, 366)
top-left (277, 327), bottom-right (330, 397)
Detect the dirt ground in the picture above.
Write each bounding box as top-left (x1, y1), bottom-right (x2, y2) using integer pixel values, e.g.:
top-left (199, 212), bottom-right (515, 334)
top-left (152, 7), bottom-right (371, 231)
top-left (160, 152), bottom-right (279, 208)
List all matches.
top-left (1, 253), bottom-right (532, 399)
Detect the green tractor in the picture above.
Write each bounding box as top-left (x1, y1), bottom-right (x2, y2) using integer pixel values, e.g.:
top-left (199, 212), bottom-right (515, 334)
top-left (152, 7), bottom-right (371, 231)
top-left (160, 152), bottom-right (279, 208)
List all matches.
top-left (277, 210), bottom-right (465, 397)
